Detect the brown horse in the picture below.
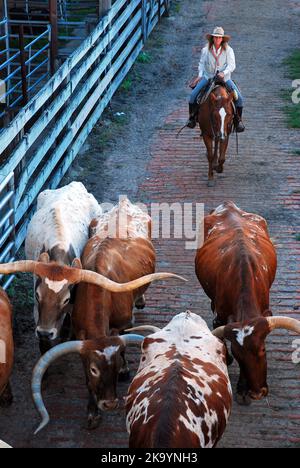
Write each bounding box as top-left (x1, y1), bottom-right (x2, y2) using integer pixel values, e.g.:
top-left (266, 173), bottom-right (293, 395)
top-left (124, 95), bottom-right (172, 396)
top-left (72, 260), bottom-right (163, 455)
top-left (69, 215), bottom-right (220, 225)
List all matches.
top-left (198, 85), bottom-right (235, 186)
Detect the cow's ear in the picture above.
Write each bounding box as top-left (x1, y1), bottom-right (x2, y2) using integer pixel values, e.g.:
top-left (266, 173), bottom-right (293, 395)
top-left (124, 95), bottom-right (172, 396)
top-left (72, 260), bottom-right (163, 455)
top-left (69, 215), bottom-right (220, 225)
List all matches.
top-left (38, 252), bottom-right (50, 263)
top-left (223, 324), bottom-right (236, 342)
top-left (72, 258), bottom-right (82, 269)
top-left (222, 323), bottom-right (245, 344)
top-left (262, 309), bottom-right (272, 318)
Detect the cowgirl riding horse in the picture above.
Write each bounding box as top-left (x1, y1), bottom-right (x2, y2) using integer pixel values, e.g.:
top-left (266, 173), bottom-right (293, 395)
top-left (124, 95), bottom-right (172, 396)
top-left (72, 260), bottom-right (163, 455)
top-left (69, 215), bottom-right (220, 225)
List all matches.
top-left (188, 27), bottom-right (245, 132)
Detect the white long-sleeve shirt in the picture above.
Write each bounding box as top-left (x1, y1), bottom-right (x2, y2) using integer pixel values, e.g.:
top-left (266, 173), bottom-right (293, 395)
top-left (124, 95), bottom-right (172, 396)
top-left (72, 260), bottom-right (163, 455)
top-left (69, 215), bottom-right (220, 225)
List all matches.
top-left (198, 44), bottom-right (236, 81)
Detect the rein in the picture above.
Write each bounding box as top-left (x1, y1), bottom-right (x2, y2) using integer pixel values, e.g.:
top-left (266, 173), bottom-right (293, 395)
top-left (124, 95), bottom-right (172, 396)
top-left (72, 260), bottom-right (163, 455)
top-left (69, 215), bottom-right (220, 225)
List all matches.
top-left (209, 102), bottom-right (217, 140)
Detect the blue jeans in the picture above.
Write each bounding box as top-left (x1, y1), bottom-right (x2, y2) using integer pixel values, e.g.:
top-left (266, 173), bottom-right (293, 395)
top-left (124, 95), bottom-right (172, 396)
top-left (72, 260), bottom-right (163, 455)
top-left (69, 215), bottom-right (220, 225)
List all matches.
top-left (189, 77), bottom-right (244, 107)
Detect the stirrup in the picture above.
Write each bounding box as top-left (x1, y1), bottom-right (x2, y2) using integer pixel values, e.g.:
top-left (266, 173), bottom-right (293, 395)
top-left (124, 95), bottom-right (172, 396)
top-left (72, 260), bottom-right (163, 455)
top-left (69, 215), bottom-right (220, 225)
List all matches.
top-left (236, 121), bottom-right (245, 133)
top-left (187, 118), bottom-right (196, 129)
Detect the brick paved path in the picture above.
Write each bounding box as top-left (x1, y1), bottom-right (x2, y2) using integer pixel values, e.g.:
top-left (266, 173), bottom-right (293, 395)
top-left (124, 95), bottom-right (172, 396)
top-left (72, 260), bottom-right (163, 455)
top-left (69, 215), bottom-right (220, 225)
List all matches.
top-left (138, 0), bottom-right (300, 448)
top-left (0, 0), bottom-right (299, 448)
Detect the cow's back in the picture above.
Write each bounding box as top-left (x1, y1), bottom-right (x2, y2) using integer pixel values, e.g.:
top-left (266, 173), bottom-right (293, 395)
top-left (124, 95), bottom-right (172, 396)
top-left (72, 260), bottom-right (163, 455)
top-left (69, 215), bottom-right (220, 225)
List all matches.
top-left (25, 182), bottom-right (101, 260)
top-left (126, 314), bottom-right (232, 448)
top-left (73, 237), bottom-right (156, 335)
top-left (195, 203), bottom-right (277, 314)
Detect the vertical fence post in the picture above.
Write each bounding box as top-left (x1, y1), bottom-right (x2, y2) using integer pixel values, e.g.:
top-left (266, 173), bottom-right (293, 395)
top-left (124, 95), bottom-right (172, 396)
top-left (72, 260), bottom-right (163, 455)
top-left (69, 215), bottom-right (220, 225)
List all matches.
top-left (98, 1), bottom-right (112, 104)
top-left (3, 0), bottom-right (10, 107)
top-left (18, 25), bottom-right (28, 106)
top-left (49, 0), bottom-right (58, 75)
top-left (98, 0), bottom-right (112, 18)
top-left (142, 0), bottom-right (147, 44)
top-left (163, 0), bottom-right (170, 17)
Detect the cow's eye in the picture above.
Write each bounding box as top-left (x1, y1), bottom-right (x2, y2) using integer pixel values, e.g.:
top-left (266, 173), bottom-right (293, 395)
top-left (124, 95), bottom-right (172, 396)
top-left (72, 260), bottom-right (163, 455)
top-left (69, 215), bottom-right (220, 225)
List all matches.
top-left (62, 297), bottom-right (70, 306)
top-left (90, 365), bottom-right (100, 378)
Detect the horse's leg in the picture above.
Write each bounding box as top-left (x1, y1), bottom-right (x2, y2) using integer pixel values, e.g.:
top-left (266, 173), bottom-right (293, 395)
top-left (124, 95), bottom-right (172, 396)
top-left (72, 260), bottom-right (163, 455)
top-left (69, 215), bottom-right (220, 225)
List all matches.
top-left (203, 135), bottom-right (214, 186)
top-left (216, 137), bottom-right (229, 173)
top-left (212, 138), bottom-right (219, 170)
top-left (0, 382), bottom-right (13, 407)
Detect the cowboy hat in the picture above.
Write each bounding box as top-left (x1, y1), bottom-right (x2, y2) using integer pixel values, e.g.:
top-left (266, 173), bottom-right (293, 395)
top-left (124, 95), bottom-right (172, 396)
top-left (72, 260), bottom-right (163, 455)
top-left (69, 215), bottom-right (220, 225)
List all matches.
top-left (206, 27), bottom-right (231, 42)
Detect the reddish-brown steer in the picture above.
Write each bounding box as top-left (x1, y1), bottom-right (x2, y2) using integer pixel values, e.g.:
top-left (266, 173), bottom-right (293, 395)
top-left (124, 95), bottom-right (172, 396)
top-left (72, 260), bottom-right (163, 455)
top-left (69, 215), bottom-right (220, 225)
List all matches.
top-left (195, 202), bottom-right (300, 404)
top-left (0, 288), bottom-right (13, 408)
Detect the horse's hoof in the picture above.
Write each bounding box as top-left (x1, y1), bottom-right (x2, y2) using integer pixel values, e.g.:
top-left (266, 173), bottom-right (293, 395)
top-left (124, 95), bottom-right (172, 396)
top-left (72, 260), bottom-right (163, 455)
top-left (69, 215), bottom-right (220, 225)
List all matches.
top-left (87, 414), bottom-right (101, 430)
top-left (207, 180), bottom-right (215, 187)
top-left (216, 165), bottom-right (224, 174)
top-left (236, 393), bottom-right (252, 406)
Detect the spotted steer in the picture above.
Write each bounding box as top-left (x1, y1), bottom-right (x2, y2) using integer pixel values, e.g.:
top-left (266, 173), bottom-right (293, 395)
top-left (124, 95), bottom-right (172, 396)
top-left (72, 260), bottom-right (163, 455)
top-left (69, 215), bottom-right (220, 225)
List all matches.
top-left (126, 311), bottom-right (232, 448)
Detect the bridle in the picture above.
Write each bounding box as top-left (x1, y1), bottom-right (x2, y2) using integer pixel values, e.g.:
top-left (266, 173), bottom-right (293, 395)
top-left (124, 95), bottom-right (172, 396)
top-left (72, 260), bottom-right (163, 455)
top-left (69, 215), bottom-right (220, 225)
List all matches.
top-left (209, 92), bottom-right (233, 141)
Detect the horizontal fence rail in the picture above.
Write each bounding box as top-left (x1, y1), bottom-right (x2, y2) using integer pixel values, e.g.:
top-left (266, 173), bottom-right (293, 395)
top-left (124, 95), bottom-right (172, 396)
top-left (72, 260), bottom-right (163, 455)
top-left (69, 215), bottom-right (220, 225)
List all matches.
top-left (0, 18), bottom-right (51, 117)
top-left (0, 0), bottom-right (171, 288)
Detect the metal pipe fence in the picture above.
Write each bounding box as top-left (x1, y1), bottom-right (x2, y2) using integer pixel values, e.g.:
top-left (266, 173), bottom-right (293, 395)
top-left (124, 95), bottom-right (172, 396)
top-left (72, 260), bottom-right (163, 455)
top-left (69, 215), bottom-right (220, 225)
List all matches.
top-left (0, 0), bottom-right (171, 288)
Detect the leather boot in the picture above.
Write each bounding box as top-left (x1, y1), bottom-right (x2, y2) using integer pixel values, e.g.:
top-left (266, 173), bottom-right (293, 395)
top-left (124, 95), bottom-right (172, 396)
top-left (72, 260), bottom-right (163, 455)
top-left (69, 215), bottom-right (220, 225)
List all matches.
top-left (235, 107), bottom-right (245, 132)
top-left (187, 103), bottom-right (198, 128)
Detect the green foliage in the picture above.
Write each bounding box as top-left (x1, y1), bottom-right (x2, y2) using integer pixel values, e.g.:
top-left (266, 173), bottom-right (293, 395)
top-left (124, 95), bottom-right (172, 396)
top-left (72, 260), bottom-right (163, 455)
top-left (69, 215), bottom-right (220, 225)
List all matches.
top-left (120, 77), bottom-right (132, 92)
top-left (137, 51), bottom-right (152, 64)
top-left (173, 1), bottom-right (181, 13)
top-left (282, 51), bottom-right (300, 128)
top-left (283, 50), bottom-right (300, 79)
top-left (7, 274), bottom-right (34, 309)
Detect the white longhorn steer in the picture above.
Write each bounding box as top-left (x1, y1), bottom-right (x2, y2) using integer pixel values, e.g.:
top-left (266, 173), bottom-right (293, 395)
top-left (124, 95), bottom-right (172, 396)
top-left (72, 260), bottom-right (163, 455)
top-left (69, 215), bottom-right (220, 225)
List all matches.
top-left (25, 181), bottom-right (101, 353)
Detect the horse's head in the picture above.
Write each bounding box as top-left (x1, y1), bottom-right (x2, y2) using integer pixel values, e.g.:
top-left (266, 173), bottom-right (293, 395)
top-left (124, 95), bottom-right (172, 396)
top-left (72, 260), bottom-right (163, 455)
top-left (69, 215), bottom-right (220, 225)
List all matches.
top-left (210, 90), bottom-right (235, 140)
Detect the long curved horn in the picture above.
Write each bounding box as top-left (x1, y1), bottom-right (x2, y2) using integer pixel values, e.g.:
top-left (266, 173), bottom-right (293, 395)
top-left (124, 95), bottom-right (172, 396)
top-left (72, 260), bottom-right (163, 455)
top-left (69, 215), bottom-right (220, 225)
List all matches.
top-left (120, 334), bottom-right (145, 346)
top-left (267, 317), bottom-right (300, 334)
top-left (125, 325), bottom-right (161, 334)
top-left (0, 260), bottom-right (39, 275)
top-left (32, 341), bottom-right (83, 435)
top-left (0, 261), bottom-right (187, 292)
top-left (212, 326), bottom-right (226, 339)
top-left (78, 270), bottom-right (187, 292)
top-left (0, 260), bottom-right (80, 283)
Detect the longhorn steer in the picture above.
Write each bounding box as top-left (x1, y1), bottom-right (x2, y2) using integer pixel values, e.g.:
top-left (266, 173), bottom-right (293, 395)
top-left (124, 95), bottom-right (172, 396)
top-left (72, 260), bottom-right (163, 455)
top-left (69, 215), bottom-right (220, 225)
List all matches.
top-left (126, 311), bottom-right (232, 448)
top-left (195, 201), bottom-right (300, 404)
top-left (23, 199), bottom-right (185, 433)
top-left (0, 440), bottom-right (11, 448)
top-left (25, 182), bottom-right (101, 353)
top-left (0, 288), bottom-right (13, 407)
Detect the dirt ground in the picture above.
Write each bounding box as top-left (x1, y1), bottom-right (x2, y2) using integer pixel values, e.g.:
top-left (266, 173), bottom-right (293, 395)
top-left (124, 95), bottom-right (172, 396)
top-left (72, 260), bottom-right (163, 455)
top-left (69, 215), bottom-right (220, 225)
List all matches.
top-left (0, 0), bottom-right (299, 448)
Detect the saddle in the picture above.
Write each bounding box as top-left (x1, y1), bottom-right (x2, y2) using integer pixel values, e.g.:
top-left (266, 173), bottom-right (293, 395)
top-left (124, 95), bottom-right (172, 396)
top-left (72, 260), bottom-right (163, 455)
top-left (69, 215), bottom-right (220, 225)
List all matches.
top-left (196, 77), bottom-right (238, 109)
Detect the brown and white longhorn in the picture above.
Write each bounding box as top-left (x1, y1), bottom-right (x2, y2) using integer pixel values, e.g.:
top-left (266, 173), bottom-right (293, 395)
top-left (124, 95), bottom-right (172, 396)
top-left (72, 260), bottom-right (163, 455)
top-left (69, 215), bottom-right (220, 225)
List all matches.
top-left (126, 311), bottom-right (232, 448)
